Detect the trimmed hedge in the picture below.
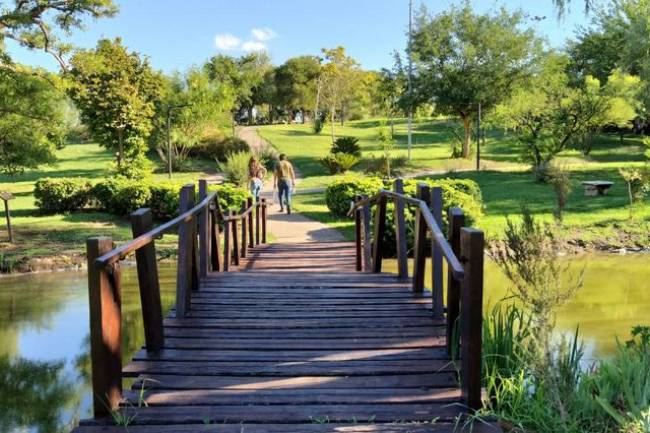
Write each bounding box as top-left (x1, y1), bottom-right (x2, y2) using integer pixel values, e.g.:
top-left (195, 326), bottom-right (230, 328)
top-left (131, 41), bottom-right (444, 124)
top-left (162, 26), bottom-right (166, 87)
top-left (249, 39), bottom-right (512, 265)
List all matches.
top-left (34, 178), bottom-right (92, 214)
top-left (34, 176), bottom-right (250, 220)
top-left (325, 175), bottom-right (384, 216)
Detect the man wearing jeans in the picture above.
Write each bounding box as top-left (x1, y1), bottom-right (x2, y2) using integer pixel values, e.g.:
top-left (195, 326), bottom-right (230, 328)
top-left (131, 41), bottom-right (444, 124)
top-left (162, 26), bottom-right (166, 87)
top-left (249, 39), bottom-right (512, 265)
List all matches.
top-left (273, 154), bottom-right (296, 214)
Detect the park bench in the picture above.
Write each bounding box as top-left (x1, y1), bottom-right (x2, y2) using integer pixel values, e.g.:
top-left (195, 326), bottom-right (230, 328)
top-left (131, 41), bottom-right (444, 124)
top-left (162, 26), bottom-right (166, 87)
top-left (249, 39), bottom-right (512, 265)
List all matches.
top-left (582, 181), bottom-right (614, 196)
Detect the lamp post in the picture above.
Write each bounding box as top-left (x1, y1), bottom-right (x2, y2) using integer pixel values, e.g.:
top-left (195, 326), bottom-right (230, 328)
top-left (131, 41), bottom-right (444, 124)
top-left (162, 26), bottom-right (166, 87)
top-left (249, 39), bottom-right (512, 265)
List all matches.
top-left (166, 104), bottom-right (190, 179)
top-left (476, 102), bottom-right (481, 171)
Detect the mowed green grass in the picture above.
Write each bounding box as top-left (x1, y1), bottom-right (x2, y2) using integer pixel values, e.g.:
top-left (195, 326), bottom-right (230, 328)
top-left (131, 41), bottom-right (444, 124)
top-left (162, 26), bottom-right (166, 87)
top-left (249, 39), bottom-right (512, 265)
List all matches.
top-left (272, 118), bottom-right (650, 244)
top-left (0, 143), bottom-right (216, 260)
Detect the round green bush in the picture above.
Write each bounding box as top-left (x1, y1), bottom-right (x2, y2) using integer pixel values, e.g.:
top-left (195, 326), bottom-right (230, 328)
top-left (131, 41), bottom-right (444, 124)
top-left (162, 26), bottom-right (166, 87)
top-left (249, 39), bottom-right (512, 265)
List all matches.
top-left (325, 175), bottom-right (384, 216)
top-left (92, 178), bottom-right (152, 216)
top-left (149, 182), bottom-right (182, 220)
top-left (198, 135), bottom-right (250, 162)
top-left (208, 183), bottom-right (251, 213)
top-left (34, 178), bottom-right (92, 214)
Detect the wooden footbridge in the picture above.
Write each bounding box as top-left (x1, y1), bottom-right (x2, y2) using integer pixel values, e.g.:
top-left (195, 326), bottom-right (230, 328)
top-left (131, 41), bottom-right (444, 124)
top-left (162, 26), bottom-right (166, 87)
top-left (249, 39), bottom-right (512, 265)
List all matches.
top-left (72, 179), bottom-right (499, 432)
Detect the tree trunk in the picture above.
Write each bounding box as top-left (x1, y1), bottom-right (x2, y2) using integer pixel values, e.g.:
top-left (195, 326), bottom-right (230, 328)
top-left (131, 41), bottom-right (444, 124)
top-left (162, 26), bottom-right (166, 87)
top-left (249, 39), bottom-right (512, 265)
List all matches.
top-left (117, 128), bottom-right (124, 168)
top-left (330, 109), bottom-right (336, 143)
top-left (340, 104), bottom-right (345, 126)
top-left (300, 109), bottom-right (305, 124)
top-left (248, 106), bottom-right (254, 126)
top-left (389, 116), bottom-right (394, 137)
top-left (462, 115), bottom-right (472, 159)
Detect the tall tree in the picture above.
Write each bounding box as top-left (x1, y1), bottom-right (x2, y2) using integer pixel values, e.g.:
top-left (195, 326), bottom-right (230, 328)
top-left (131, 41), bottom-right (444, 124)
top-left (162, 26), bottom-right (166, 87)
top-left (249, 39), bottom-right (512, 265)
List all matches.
top-left (274, 55), bottom-right (321, 123)
top-left (0, 0), bottom-right (117, 70)
top-left (494, 53), bottom-right (640, 176)
top-left (68, 38), bottom-right (163, 173)
top-left (0, 67), bottom-right (68, 174)
top-left (410, 3), bottom-right (542, 158)
top-left (319, 46), bottom-right (360, 141)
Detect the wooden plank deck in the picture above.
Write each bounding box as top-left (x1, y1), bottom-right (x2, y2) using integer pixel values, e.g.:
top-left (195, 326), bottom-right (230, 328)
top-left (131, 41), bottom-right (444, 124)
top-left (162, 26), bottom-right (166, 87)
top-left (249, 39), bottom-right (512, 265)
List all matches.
top-left (73, 242), bottom-right (500, 432)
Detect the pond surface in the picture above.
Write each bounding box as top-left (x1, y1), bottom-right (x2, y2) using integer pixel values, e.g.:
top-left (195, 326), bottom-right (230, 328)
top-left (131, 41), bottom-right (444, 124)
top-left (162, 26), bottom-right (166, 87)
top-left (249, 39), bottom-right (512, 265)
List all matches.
top-left (0, 253), bottom-right (648, 432)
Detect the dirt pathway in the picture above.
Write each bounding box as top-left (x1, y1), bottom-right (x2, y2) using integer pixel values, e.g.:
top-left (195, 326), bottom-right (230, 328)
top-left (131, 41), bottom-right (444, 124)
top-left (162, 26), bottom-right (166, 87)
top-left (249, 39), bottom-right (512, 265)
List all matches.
top-left (237, 126), bottom-right (345, 243)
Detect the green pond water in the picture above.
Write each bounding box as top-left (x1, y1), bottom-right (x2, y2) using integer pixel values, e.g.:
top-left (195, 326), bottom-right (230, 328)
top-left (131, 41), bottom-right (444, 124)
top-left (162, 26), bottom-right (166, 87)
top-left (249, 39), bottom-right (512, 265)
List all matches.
top-left (0, 253), bottom-right (648, 432)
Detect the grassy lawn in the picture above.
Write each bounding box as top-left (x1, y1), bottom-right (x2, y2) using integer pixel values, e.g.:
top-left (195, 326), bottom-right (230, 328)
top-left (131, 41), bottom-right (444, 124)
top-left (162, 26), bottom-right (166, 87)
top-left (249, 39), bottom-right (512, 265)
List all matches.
top-left (0, 143), bottom-right (216, 267)
top-left (266, 118), bottom-right (650, 248)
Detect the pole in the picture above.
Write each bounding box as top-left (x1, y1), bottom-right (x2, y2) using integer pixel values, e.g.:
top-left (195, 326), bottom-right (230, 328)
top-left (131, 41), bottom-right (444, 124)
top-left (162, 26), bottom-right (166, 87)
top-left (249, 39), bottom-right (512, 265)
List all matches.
top-left (3, 199), bottom-right (12, 243)
top-left (476, 102), bottom-right (481, 171)
top-left (166, 107), bottom-right (172, 179)
top-left (407, 0), bottom-right (414, 161)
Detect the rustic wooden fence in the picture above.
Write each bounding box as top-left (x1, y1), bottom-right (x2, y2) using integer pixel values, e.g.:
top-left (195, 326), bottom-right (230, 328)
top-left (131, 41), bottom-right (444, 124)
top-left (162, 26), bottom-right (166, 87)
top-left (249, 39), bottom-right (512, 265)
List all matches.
top-left (84, 179), bottom-right (267, 416)
top-left (349, 178), bottom-right (485, 410)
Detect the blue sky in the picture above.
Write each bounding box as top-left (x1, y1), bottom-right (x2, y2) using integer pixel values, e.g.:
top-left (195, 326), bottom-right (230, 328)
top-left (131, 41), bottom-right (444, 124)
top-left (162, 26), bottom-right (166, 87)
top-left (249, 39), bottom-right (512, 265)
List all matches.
top-left (10, 0), bottom-right (592, 73)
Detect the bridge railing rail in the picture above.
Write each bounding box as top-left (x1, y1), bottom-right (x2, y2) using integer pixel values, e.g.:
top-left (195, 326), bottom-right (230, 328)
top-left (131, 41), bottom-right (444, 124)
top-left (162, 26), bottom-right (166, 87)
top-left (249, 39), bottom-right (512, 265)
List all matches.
top-left (85, 179), bottom-right (267, 416)
top-left (349, 178), bottom-right (485, 411)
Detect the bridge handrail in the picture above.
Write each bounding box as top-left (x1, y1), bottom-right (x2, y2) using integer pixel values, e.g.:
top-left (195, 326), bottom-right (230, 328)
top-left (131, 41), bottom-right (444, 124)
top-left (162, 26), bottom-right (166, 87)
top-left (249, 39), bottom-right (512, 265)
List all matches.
top-left (349, 178), bottom-right (484, 411)
top-left (84, 179), bottom-right (267, 417)
top-left (349, 188), bottom-right (465, 280)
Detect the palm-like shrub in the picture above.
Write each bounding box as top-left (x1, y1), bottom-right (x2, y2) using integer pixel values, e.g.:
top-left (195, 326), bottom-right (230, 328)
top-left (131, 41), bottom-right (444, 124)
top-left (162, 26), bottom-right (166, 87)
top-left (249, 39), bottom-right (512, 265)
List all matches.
top-left (218, 151), bottom-right (251, 187)
top-left (332, 136), bottom-right (361, 157)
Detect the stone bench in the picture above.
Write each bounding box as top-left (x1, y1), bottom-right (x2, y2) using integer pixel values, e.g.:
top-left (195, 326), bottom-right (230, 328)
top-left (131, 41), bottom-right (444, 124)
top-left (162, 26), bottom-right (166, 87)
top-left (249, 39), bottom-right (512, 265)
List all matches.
top-left (582, 181), bottom-right (614, 196)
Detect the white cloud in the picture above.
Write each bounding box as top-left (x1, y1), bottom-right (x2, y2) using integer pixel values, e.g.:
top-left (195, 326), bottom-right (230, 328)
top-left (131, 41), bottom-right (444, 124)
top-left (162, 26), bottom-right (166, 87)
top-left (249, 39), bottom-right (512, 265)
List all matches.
top-left (251, 27), bottom-right (277, 42)
top-left (214, 33), bottom-right (240, 50)
top-left (242, 40), bottom-right (267, 52)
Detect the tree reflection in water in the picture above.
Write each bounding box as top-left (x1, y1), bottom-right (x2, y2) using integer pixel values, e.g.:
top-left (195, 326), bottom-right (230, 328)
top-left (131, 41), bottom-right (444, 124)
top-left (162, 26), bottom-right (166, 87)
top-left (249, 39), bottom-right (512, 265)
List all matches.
top-left (0, 356), bottom-right (80, 433)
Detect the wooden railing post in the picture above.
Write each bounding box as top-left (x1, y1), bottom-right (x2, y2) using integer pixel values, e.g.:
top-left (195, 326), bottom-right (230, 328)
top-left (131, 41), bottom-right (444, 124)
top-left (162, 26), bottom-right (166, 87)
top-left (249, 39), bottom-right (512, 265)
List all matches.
top-left (371, 194), bottom-right (387, 273)
top-left (393, 179), bottom-right (408, 279)
top-left (198, 179), bottom-right (209, 279)
top-left (361, 200), bottom-right (372, 272)
top-left (255, 200), bottom-right (261, 245)
top-left (261, 198), bottom-right (267, 243)
top-left (131, 209), bottom-right (164, 351)
top-left (460, 227), bottom-right (485, 411)
top-left (210, 205), bottom-right (223, 272)
top-left (176, 184), bottom-right (194, 318)
top-left (446, 208), bottom-right (465, 355)
top-left (189, 187), bottom-right (199, 292)
top-left (223, 210), bottom-right (232, 272)
top-left (412, 183), bottom-right (431, 292)
top-left (430, 186), bottom-right (444, 317)
top-left (240, 202), bottom-right (247, 259)
top-left (247, 197), bottom-right (254, 247)
top-left (354, 195), bottom-right (362, 272)
top-left (232, 212), bottom-right (240, 266)
top-left (86, 236), bottom-right (122, 417)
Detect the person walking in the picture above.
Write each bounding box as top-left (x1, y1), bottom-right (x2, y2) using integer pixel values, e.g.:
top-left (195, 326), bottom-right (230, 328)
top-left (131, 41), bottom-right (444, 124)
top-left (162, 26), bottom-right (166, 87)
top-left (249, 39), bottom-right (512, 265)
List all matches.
top-left (273, 153), bottom-right (296, 214)
top-left (248, 155), bottom-right (267, 202)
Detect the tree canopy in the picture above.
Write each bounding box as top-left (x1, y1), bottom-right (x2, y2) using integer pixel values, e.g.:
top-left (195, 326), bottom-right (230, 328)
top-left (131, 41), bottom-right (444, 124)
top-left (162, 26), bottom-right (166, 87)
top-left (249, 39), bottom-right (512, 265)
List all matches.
top-left (68, 38), bottom-right (163, 173)
top-left (410, 3), bottom-right (542, 157)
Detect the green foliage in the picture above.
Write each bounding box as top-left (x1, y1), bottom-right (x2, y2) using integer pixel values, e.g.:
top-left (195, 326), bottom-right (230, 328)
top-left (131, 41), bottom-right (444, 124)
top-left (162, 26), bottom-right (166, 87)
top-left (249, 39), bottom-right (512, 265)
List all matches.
top-left (149, 182), bottom-right (182, 220)
top-left (411, 2), bottom-right (542, 157)
top-left (548, 164), bottom-right (573, 223)
top-left (254, 146), bottom-right (279, 172)
top-left (198, 135), bottom-right (249, 162)
top-left (68, 38), bottom-right (164, 171)
top-left (92, 178), bottom-right (152, 216)
top-left (319, 153), bottom-right (359, 174)
top-left (274, 55), bottom-right (321, 115)
top-left (218, 151), bottom-right (251, 187)
top-left (482, 303), bottom-right (532, 380)
top-left (0, 68), bottom-right (68, 175)
top-left (331, 136), bottom-right (361, 157)
top-left (156, 68), bottom-right (236, 170)
top-left (324, 175), bottom-right (384, 216)
top-left (208, 183), bottom-right (251, 212)
top-left (490, 208), bottom-right (583, 344)
top-left (495, 55), bottom-right (641, 171)
top-left (34, 178), bottom-right (92, 214)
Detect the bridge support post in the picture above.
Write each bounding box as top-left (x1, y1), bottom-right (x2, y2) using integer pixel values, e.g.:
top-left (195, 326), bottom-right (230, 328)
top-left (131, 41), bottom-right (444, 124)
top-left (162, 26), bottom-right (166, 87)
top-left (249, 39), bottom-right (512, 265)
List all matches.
top-left (223, 210), bottom-right (232, 272)
top-left (255, 201), bottom-right (261, 245)
top-left (240, 202), bottom-right (247, 259)
top-left (393, 179), bottom-right (408, 279)
top-left (412, 183), bottom-right (431, 292)
top-left (198, 180), bottom-right (209, 279)
top-left (446, 208), bottom-right (465, 356)
top-left (210, 205), bottom-right (223, 272)
top-left (430, 187), bottom-right (444, 318)
top-left (371, 194), bottom-right (387, 273)
top-left (247, 197), bottom-right (254, 247)
top-left (131, 209), bottom-right (164, 351)
top-left (86, 236), bottom-right (122, 417)
top-left (460, 227), bottom-right (485, 411)
top-left (261, 198), bottom-right (267, 244)
top-left (354, 195), bottom-right (362, 272)
top-left (176, 184), bottom-right (195, 317)
top-left (232, 211), bottom-right (240, 265)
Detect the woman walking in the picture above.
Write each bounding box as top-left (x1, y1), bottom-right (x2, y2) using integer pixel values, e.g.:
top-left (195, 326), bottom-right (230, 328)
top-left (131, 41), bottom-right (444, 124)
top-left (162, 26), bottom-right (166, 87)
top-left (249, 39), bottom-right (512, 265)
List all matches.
top-left (248, 155), bottom-right (267, 202)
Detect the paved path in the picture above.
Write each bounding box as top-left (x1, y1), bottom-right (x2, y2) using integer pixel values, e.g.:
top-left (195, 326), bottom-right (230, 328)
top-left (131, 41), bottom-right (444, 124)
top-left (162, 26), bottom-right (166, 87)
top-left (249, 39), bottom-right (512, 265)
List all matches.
top-left (237, 126), bottom-right (345, 243)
